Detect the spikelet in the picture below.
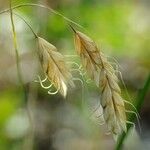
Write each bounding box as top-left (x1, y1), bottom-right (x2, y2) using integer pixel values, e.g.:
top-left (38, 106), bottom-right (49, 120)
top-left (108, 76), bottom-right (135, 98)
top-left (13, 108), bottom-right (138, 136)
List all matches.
top-left (37, 37), bottom-right (74, 97)
top-left (73, 30), bottom-right (103, 87)
top-left (71, 27), bottom-right (127, 136)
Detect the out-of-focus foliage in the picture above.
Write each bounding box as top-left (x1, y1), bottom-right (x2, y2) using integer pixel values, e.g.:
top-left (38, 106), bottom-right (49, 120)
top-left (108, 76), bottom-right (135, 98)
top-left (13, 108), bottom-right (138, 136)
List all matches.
top-left (0, 0), bottom-right (150, 150)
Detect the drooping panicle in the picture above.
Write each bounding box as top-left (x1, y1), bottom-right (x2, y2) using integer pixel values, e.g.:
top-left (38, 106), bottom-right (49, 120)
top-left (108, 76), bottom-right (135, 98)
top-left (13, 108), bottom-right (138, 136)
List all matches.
top-left (71, 26), bottom-right (127, 137)
top-left (37, 37), bottom-right (74, 97)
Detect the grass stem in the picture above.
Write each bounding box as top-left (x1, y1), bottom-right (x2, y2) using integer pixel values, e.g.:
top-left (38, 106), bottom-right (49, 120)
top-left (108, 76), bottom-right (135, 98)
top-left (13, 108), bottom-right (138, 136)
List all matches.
top-left (0, 3), bottom-right (83, 29)
top-left (115, 73), bottom-right (150, 150)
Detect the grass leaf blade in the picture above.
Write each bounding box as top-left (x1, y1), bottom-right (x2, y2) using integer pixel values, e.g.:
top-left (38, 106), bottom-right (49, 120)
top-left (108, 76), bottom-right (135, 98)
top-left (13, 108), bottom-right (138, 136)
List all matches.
top-left (115, 73), bottom-right (150, 150)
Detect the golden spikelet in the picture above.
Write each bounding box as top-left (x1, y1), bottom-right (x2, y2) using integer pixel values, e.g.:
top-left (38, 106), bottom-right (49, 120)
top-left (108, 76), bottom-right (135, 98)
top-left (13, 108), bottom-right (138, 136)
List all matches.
top-left (71, 27), bottom-right (127, 136)
top-left (100, 69), bottom-right (127, 136)
top-left (37, 37), bottom-right (74, 97)
top-left (73, 30), bottom-right (103, 87)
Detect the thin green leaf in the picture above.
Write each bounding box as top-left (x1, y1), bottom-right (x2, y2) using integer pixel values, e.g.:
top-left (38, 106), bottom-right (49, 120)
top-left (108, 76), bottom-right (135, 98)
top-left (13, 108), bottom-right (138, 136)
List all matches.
top-left (115, 73), bottom-right (150, 150)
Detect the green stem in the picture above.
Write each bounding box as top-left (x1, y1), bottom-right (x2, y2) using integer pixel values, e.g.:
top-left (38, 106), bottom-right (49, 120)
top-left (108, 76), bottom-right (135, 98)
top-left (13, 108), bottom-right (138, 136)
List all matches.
top-left (9, 1), bottom-right (24, 88)
top-left (9, 3), bottom-right (34, 149)
top-left (0, 3), bottom-right (83, 29)
top-left (115, 73), bottom-right (150, 150)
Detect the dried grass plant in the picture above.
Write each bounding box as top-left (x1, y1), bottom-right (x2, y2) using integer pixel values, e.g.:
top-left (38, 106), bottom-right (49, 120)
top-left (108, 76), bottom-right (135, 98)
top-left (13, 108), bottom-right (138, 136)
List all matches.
top-left (0, 1), bottom-right (141, 148)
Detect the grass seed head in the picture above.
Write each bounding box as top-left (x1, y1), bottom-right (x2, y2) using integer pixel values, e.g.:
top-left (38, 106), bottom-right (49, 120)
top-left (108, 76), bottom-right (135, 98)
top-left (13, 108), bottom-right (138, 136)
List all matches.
top-left (37, 37), bottom-right (74, 97)
top-left (72, 28), bottom-right (127, 137)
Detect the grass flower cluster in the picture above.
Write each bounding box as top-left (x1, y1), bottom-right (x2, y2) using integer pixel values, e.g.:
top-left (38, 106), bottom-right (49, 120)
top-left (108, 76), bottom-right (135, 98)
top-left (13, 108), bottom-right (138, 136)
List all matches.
top-left (72, 27), bottom-right (127, 138)
top-left (0, 1), bottom-right (145, 149)
top-left (37, 37), bottom-right (74, 97)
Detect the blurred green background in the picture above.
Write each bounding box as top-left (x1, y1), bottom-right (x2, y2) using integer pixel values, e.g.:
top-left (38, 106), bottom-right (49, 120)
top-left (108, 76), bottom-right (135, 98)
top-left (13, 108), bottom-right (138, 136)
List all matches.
top-left (0, 0), bottom-right (150, 150)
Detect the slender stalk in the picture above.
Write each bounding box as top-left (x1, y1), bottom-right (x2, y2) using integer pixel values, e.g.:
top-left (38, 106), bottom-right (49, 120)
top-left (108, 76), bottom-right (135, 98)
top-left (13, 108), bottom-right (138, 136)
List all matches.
top-left (115, 73), bottom-right (150, 150)
top-left (9, 1), bottom-right (24, 88)
top-left (9, 2), bottom-right (35, 149)
top-left (0, 3), bottom-right (83, 29)
top-left (14, 13), bottom-right (38, 38)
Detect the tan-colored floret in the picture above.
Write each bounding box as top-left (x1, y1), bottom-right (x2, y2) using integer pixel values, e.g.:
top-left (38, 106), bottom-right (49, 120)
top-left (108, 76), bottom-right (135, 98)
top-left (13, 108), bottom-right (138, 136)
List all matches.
top-left (37, 37), bottom-right (74, 97)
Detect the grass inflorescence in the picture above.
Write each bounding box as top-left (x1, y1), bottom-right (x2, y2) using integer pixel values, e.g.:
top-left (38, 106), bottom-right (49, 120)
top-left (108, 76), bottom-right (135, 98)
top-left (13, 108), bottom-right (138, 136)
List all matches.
top-left (0, 1), bottom-right (147, 148)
